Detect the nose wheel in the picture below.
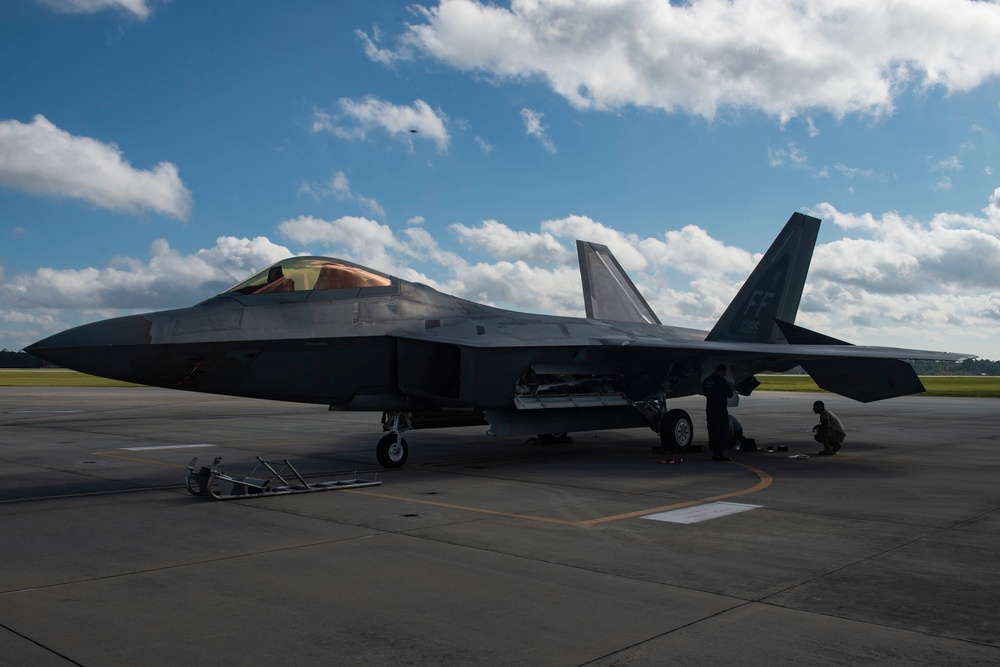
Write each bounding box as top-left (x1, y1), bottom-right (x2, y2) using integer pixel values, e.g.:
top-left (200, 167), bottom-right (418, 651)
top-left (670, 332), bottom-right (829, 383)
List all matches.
top-left (376, 432), bottom-right (409, 468)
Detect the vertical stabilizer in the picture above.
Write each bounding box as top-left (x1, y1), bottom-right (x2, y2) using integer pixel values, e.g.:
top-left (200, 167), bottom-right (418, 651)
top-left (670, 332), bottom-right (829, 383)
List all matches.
top-left (706, 212), bottom-right (820, 343)
top-left (577, 241), bottom-right (661, 324)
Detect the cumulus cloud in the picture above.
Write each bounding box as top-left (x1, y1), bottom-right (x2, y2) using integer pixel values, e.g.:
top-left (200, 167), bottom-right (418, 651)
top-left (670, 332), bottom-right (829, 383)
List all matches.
top-left (540, 214), bottom-right (649, 270)
top-left (312, 97), bottom-right (450, 153)
top-left (3, 236), bottom-right (292, 311)
top-left (0, 115), bottom-right (192, 219)
top-left (451, 219), bottom-right (572, 265)
top-left (36, 0), bottom-right (155, 19)
top-left (368, 0), bottom-right (1000, 120)
top-left (277, 215), bottom-right (406, 274)
top-left (810, 202), bottom-right (1000, 293)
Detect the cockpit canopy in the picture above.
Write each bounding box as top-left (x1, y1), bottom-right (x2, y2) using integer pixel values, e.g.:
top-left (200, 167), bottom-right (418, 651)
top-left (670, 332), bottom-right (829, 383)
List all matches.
top-left (224, 257), bottom-right (392, 295)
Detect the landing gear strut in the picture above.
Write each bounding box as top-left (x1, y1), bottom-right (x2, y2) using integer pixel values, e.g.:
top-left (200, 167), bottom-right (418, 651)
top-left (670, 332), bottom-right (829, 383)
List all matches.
top-left (378, 411), bottom-right (411, 468)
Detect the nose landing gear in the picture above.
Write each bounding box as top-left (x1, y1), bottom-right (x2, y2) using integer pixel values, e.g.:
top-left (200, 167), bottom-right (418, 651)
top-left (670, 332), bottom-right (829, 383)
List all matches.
top-left (376, 432), bottom-right (409, 468)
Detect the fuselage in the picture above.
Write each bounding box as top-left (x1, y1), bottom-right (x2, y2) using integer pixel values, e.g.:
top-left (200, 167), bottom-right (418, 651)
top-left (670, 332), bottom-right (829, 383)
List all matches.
top-left (27, 257), bottom-right (712, 410)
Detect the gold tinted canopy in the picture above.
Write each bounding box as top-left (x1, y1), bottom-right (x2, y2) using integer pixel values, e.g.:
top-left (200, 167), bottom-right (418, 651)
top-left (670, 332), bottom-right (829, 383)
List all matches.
top-left (224, 257), bottom-right (391, 295)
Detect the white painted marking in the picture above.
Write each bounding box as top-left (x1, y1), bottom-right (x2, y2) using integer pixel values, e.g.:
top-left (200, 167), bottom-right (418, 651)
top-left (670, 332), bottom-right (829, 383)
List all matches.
top-left (121, 444), bottom-right (216, 451)
top-left (643, 501), bottom-right (762, 524)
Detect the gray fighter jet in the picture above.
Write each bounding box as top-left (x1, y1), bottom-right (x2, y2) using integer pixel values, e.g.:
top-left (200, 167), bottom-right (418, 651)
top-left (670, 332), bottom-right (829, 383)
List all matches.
top-left (27, 213), bottom-right (971, 467)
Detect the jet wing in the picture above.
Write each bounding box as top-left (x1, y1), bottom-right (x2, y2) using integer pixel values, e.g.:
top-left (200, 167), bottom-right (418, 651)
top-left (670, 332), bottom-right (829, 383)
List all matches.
top-left (391, 321), bottom-right (971, 404)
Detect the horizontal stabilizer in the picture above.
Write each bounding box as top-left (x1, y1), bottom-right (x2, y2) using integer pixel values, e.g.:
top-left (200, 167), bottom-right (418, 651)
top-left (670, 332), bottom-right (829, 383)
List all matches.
top-left (774, 319), bottom-right (851, 346)
top-left (577, 241), bottom-right (660, 324)
top-left (799, 358), bottom-right (925, 402)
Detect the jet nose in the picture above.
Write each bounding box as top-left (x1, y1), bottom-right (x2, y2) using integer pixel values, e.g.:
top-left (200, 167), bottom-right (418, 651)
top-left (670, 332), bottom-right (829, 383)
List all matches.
top-left (26, 315), bottom-right (153, 380)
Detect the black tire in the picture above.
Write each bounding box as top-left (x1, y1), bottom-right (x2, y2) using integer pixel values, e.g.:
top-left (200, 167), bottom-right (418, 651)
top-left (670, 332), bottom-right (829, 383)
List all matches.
top-left (376, 433), bottom-right (409, 468)
top-left (659, 409), bottom-right (694, 453)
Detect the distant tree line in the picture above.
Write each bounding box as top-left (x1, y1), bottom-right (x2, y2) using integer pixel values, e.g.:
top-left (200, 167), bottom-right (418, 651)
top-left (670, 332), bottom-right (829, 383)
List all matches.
top-left (779, 359), bottom-right (999, 376)
top-left (907, 358), bottom-right (1000, 376)
top-left (0, 350), bottom-right (44, 368)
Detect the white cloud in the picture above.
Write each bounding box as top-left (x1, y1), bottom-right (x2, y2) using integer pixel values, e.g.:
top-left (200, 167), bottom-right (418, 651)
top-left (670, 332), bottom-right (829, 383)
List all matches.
top-left (37, 0), bottom-right (155, 19)
top-left (0, 115), bottom-right (192, 219)
top-left (3, 236), bottom-right (291, 312)
top-left (933, 176), bottom-right (954, 191)
top-left (298, 171), bottom-right (385, 218)
top-left (655, 225), bottom-right (757, 278)
top-left (278, 215), bottom-right (405, 273)
top-left (451, 219), bottom-right (572, 265)
top-left (810, 202), bottom-right (1000, 294)
top-left (833, 163), bottom-right (895, 182)
top-left (312, 97), bottom-right (450, 153)
top-left (475, 136), bottom-right (494, 154)
top-left (355, 25), bottom-right (401, 67)
top-left (768, 141), bottom-right (809, 169)
top-left (932, 155), bottom-right (963, 172)
top-left (385, 0), bottom-right (1000, 120)
top-left (520, 108), bottom-right (556, 154)
top-left (805, 117), bottom-right (820, 138)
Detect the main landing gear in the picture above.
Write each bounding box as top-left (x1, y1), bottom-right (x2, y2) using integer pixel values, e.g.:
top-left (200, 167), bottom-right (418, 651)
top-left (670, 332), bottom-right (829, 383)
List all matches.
top-left (657, 409), bottom-right (694, 453)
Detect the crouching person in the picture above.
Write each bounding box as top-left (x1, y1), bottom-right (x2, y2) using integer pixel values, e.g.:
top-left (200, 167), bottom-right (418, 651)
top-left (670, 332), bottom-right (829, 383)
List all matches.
top-left (812, 400), bottom-right (846, 455)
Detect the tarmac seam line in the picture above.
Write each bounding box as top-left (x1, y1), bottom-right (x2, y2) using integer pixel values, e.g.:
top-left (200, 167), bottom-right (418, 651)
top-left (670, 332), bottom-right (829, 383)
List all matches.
top-left (0, 621), bottom-right (87, 667)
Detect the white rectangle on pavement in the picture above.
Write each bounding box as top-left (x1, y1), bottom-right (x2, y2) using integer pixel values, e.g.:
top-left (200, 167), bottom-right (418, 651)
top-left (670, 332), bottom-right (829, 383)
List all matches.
top-left (643, 502), bottom-right (762, 524)
top-left (121, 444), bottom-right (216, 451)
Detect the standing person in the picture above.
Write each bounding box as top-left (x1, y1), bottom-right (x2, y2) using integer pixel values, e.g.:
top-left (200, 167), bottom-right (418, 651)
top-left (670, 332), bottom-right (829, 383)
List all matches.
top-left (702, 364), bottom-right (733, 462)
top-left (812, 400), bottom-right (846, 455)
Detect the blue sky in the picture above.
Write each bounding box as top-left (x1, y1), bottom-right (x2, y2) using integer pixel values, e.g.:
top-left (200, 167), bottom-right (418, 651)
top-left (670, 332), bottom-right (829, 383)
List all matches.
top-left (2, 0), bottom-right (1000, 358)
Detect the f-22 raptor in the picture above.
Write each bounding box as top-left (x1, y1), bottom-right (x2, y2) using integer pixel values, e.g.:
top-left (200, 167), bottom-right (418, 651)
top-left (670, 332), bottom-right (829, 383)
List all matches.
top-left (27, 213), bottom-right (970, 467)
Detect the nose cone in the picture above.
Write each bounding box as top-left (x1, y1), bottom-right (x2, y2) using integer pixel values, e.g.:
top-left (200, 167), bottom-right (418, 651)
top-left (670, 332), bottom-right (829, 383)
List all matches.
top-left (26, 315), bottom-right (153, 381)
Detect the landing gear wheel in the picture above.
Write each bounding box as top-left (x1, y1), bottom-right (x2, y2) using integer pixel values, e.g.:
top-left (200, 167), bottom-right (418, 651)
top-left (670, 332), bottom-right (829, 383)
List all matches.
top-left (659, 409), bottom-right (694, 453)
top-left (376, 433), bottom-right (409, 468)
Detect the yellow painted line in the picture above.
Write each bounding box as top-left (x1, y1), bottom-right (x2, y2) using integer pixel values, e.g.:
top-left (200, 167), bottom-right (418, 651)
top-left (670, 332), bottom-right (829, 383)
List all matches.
top-left (577, 462), bottom-right (772, 526)
top-left (347, 462), bottom-right (772, 528)
top-left (346, 488), bottom-right (583, 525)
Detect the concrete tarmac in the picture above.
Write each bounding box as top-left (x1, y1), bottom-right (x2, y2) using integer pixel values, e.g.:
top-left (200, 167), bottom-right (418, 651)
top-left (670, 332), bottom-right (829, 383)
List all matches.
top-left (1, 387), bottom-right (998, 666)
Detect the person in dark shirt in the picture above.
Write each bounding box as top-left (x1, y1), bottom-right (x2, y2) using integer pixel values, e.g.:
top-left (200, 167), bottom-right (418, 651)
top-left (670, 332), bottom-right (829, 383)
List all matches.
top-left (702, 364), bottom-right (733, 462)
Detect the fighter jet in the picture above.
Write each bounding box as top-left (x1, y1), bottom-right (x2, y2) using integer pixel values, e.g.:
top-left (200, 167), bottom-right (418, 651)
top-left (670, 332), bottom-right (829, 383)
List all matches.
top-left (27, 213), bottom-right (971, 467)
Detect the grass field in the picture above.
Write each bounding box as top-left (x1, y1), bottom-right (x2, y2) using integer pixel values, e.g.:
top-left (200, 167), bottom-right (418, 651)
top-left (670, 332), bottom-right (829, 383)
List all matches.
top-left (2, 369), bottom-right (999, 397)
top-left (757, 374), bottom-right (1000, 398)
top-left (0, 370), bottom-right (139, 387)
